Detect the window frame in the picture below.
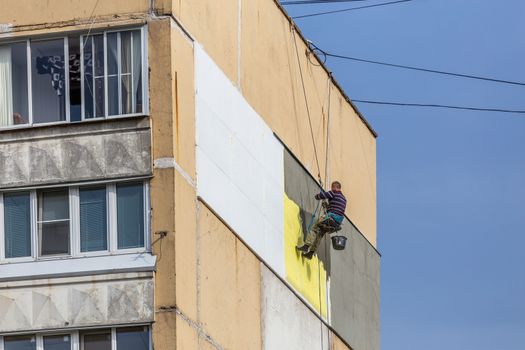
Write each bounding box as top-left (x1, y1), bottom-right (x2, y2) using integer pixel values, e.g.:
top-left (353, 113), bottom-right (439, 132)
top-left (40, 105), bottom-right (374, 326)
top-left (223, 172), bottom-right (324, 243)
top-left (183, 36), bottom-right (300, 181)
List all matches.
top-left (0, 325), bottom-right (152, 350)
top-left (0, 180), bottom-right (150, 264)
top-left (0, 26), bottom-right (148, 131)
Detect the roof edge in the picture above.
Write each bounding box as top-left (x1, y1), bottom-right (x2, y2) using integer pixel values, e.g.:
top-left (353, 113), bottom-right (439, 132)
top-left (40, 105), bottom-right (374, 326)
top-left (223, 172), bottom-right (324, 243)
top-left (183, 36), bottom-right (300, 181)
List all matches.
top-left (272, 0), bottom-right (378, 138)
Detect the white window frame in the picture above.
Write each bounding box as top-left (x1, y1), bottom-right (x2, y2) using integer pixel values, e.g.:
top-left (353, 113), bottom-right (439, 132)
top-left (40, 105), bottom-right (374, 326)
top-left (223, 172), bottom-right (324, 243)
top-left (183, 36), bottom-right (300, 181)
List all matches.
top-left (0, 180), bottom-right (150, 264)
top-left (0, 26), bottom-right (148, 131)
top-left (0, 325), bottom-right (152, 350)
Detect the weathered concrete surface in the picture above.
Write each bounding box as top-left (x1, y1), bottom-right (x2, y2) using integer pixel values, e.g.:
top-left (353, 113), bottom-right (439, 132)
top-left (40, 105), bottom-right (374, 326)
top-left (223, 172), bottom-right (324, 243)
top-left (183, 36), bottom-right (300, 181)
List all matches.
top-left (0, 118), bottom-right (151, 189)
top-left (261, 265), bottom-right (330, 350)
top-left (330, 221), bottom-right (381, 350)
top-left (0, 272), bottom-right (154, 333)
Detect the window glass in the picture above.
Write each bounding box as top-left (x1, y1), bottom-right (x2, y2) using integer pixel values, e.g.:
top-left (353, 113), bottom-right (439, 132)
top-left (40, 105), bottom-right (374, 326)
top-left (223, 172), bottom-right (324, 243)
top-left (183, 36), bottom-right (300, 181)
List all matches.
top-left (116, 327), bottom-right (149, 350)
top-left (0, 42), bottom-right (29, 127)
top-left (120, 31), bottom-right (132, 115)
top-left (38, 189), bottom-right (70, 256)
top-left (4, 192), bottom-right (31, 258)
top-left (4, 335), bottom-right (36, 350)
top-left (107, 33), bottom-right (119, 116)
top-left (69, 36), bottom-right (82, 122)
top-left (132, 30), bottom-right (143, 114)
top-left (93, 34), bottom-right (105, 118)
top-left (31, 39), bottom-right (66, 124)
top-left (81, 330), bottom-right (111, 350)
top-left (80, 187), bottom-right (107, 252)
top-left (82, 35), bottom-right (94, 119)
top-left (43, 335), bottom-right (70, 350)
top-left (117, 183), bottom-right (144, 249)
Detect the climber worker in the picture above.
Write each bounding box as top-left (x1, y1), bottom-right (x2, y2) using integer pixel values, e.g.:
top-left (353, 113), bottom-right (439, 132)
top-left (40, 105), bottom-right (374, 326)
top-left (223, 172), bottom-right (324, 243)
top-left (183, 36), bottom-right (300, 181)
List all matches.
top-left (296, 181), bottom-right (347, 259)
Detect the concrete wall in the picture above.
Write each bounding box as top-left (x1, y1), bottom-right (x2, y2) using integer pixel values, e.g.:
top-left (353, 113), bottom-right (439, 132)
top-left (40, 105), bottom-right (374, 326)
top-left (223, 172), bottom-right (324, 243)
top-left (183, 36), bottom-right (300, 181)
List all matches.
top-left (330, 222), bottom-right (381, 350)
top-left (0, 118), bottom-right (151, 189)
top-left (261, 265), bottom-right (330, 350)
top-left (0, 272), bottom-right (154, 333)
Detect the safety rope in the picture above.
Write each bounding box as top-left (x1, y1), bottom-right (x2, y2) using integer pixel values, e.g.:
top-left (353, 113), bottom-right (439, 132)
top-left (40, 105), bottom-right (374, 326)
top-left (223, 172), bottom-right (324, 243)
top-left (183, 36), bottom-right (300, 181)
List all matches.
top-left (292, 27), bottom-right (322, 184)
top-left (324, 75), bottom-right (332, 185)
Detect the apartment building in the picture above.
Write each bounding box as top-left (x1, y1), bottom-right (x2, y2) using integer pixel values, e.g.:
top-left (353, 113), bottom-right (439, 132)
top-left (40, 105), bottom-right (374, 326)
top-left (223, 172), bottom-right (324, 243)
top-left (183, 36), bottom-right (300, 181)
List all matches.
top-left (0, 1), bottom-right (379, 349)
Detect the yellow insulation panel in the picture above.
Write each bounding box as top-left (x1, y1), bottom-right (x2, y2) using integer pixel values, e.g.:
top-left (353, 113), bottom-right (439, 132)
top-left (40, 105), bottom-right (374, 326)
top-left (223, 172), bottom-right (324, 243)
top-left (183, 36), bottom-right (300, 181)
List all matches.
top-left (284, 193), bottom-right (328, 318)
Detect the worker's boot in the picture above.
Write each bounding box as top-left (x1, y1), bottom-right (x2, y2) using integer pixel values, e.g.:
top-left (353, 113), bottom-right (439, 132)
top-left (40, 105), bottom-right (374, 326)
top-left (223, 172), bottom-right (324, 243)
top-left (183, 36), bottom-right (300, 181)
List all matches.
top-left (296, 244), bottom-right (310, 253)
top-left (302, 251), bottom-right (314, 260)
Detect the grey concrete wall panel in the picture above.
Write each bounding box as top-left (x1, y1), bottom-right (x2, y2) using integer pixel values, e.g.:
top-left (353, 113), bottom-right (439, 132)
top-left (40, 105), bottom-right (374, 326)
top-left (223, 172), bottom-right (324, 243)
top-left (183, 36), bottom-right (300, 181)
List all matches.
top-left (283, 149), bottom-right (380, 350)
top-left (330, 222), bottom-right (380, 350)
top-left (0, 117), bottom-right (151, 189)
top-left (261, 265), bottom-right (329, 350)
top-left (0, 272), bottom-right (154, 334)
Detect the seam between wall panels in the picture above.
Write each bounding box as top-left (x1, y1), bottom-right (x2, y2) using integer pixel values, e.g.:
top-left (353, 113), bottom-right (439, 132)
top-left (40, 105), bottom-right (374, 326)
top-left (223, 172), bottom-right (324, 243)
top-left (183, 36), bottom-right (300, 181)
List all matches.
top-left (153, 157), bottom-right (195, 188)
top-left (156, 306), bottom-right (224, 350)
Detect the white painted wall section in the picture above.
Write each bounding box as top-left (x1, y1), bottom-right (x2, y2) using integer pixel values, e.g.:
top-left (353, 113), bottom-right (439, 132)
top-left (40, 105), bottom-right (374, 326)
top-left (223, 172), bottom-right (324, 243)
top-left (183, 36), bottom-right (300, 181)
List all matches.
top-left (261, 266), bottom-right (330, 350)
top-left (195, 44), bottom-right (285, 277)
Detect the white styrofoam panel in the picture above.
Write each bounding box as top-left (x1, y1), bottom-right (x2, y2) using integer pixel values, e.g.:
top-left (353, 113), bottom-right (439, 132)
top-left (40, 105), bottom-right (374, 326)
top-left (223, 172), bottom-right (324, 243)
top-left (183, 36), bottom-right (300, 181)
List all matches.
top-left (261, 266), bottom-right (329, 350)
top-left (195, 44), bottom-right (285, 277)
top-left (196, 147), bottom-right (265, 254)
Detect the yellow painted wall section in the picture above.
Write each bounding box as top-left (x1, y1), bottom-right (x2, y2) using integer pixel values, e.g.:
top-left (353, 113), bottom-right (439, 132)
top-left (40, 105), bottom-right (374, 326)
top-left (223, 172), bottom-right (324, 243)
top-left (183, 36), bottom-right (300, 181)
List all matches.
top-left (284, 194), bottom-right (328, 318)
top-left (0, 0), bottom-right (149, 28)
top-left (198, 204), bottom-right (263, 350)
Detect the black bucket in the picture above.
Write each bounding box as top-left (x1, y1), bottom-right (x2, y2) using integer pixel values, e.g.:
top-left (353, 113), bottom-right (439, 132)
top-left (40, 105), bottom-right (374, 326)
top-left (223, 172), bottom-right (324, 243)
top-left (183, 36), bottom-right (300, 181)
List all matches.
top-left (331, 236), bottom-right (347, 250)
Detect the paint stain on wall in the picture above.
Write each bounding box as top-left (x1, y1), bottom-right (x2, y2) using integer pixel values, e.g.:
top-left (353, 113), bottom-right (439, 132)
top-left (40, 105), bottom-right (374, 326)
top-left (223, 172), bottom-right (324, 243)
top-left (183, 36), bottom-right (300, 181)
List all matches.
top-left (284, 193), bottom-right (327, 318)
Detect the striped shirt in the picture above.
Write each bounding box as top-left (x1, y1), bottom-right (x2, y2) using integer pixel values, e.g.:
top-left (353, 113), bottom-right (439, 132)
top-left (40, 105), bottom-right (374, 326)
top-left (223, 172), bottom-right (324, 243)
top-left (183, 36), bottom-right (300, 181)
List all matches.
top-left (315, 190), bottom-right (347, 216)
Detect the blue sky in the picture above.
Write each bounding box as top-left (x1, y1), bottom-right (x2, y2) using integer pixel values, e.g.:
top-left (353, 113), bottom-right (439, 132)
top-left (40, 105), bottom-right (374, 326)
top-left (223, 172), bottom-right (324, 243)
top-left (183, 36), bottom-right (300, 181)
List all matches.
top-left (284, 1), bottom-right (525, 349)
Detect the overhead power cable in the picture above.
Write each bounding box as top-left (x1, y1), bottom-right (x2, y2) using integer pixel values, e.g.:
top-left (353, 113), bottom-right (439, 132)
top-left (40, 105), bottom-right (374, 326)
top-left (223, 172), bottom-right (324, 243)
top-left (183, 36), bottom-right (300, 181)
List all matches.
top-left (307, 44), bottom-right (525, 87)
top-left (352, 99), bottom-right (525, 114)
top-left (293, 0), bottom-right (413, 18)
top-left (282, 0), bottom-right (369, 5)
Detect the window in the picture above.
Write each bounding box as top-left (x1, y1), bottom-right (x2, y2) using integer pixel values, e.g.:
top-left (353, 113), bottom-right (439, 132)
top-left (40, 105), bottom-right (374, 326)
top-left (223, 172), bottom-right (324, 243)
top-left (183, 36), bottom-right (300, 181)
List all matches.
top-left (81, 330), bottom-right (111, 350)
top-left (43, 335), bottom-right (70, 350)
top-left (3, 192), bottom-right (31, 258)
top-left (1, 327), bottom-right (150, 350)
top-left (38, 189), bottom-right (70, 256)
top-left (4, 335), bottom-right (36, 350)
top-left (116, 327), bottom-right (150, 350)
top-left (0, 181), bottom-right (148, 262)
top-left (31, 39), bottom-right (66, 124)
top-left (117, 183), bottom-right (144, 249)
top-left (0, 42), bottom-right (29, 126)
top-left (0, 27), bottom-right (146, 128)
top-left (80, 187), bottom-right (107, 252)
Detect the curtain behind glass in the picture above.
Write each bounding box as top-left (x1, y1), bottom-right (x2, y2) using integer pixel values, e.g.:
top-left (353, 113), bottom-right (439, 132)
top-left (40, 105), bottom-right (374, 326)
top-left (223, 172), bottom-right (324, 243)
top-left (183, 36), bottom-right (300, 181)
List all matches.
top-left (4, 193), bottom-right (31, 258)
top-left (117, 183), bottom-right (144, 249)
top-left (80, 187), bottom-right (107, 252)
top-left (0, 45), bottom-right (13, 126)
